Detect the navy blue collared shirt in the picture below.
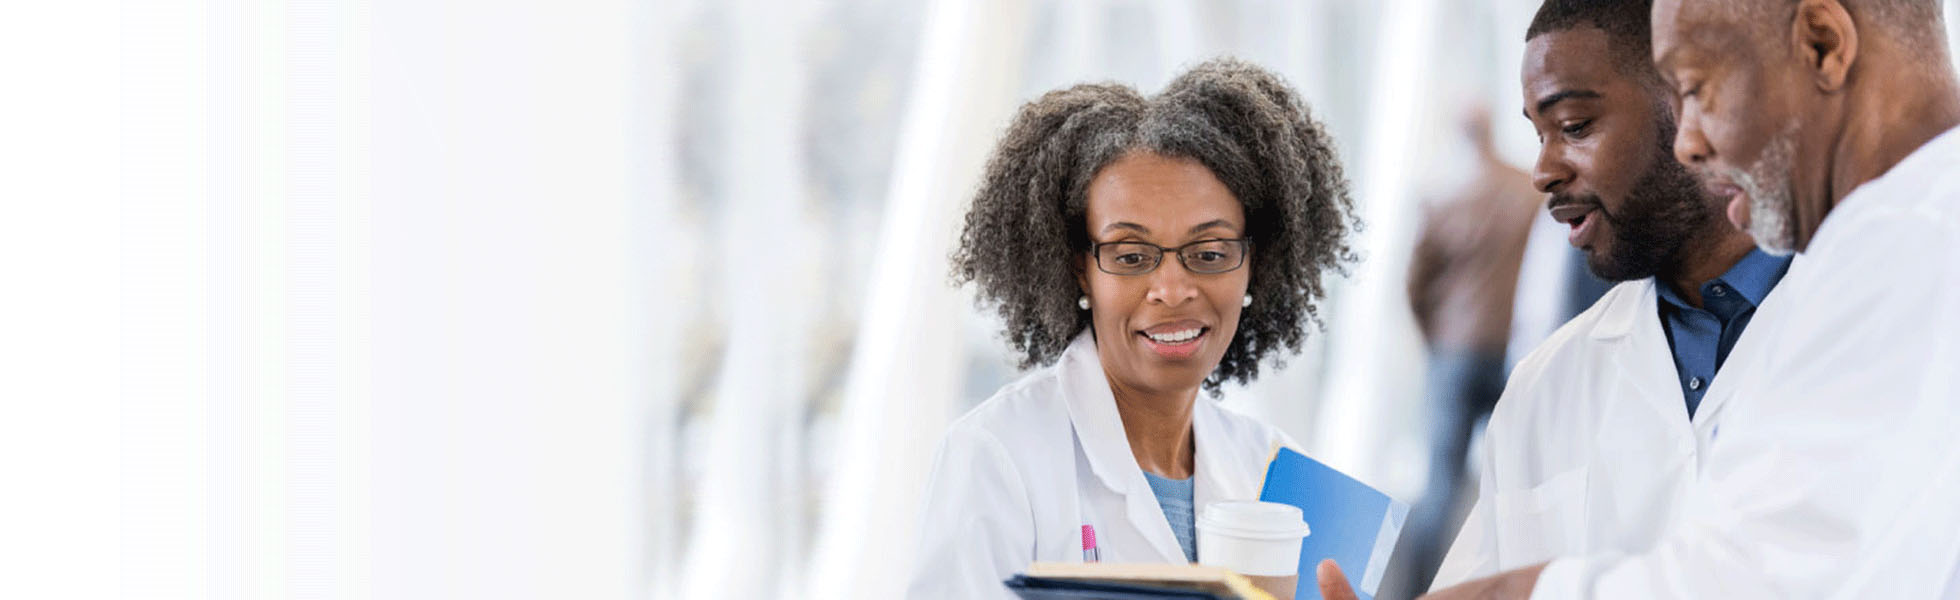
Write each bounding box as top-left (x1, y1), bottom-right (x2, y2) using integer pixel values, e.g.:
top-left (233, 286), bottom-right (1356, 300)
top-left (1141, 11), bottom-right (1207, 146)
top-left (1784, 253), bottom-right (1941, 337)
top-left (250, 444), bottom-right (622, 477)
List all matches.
top-left (1655, 249), bottom-right (1792, 417)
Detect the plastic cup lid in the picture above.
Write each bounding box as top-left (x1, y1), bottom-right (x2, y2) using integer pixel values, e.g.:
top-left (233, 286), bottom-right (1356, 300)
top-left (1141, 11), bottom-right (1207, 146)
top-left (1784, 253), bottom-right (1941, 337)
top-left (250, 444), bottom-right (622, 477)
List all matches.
top-left (1197, 501), bottom-right (1311, 539)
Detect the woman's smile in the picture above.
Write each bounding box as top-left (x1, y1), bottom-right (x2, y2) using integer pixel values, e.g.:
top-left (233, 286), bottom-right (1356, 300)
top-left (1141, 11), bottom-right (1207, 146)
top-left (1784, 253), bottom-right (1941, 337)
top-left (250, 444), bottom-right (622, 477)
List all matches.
top-left (1137, 320), bottom-right (1210, 360)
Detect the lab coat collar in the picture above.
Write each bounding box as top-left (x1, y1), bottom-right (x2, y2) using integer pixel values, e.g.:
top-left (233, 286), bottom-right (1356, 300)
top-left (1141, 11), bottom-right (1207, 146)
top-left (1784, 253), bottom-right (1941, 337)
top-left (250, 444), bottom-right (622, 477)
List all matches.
top-left (1057, 329), bottom-right (1211, 564)
top-left (1190, 395), bottom-right (1259, 535)
top-left (1058, 331), bottom-right (1135, 495)
top-left (1585, 279), bottom-right (1649, 341)
top-left (1591, 280), bottom-right (1696, 424)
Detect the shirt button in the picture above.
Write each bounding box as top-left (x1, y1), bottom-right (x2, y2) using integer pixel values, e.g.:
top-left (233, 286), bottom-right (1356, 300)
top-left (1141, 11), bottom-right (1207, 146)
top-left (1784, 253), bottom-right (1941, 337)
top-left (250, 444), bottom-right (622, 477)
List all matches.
top-left (1710, 285), bottom-right (1727, 297)
top-left (1689, 377), bottom-right (1704, 390)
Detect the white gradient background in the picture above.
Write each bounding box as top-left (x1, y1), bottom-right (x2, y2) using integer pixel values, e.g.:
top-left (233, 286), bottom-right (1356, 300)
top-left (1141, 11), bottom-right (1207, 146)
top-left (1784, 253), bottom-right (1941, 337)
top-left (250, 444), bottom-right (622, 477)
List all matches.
top-left (6, 0), bottom-right (1957, 598)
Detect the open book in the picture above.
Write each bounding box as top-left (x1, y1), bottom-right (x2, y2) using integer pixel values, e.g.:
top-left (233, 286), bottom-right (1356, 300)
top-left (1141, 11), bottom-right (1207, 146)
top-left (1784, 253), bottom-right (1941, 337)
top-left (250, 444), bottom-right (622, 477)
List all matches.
top-left (1004, 562), bottom-right (1276, 600)
top-left (1003, 447), bottom-right (1406, 600)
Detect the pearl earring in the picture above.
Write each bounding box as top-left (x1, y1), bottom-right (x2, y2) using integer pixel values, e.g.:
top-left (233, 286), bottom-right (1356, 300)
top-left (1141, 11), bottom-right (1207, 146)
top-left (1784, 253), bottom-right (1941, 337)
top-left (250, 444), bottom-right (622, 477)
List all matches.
top-left (1242, 294), bottom-right (1252, 307)
top-left (1078, 296), bottom-right (1091, 310)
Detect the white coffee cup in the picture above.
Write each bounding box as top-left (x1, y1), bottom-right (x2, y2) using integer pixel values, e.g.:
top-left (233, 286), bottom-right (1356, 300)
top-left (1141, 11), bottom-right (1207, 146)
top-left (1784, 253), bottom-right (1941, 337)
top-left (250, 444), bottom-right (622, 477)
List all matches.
top-left (1196, 500), bottom-right (1310, 577)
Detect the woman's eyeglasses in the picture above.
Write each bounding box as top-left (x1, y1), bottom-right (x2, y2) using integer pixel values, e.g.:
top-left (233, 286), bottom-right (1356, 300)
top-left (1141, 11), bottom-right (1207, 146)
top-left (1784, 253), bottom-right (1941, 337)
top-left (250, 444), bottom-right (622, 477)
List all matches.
top-left (1090, 239), bottom-right (1250, 276)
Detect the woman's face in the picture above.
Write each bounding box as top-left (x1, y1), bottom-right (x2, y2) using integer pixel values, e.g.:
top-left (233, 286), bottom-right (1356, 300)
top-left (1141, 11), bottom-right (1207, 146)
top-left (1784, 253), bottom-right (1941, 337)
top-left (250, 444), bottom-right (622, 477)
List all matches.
top-left (1077, 151), bottom-right (1251, 397)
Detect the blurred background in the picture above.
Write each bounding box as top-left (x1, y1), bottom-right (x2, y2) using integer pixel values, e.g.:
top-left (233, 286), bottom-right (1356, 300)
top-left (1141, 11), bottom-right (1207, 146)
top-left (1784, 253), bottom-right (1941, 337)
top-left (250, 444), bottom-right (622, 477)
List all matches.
top-left (9, 0), bottom-right (1947, 598)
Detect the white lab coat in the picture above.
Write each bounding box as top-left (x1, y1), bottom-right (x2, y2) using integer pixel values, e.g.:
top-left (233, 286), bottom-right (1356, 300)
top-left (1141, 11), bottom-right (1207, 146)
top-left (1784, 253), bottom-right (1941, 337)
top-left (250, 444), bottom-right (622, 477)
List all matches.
top-left (1524, 126), bottom-right (1960, 598)
top-left (906, 330), bottom-right (1299, 599)
top-left (1432, 277), bottom-right (1749, 587)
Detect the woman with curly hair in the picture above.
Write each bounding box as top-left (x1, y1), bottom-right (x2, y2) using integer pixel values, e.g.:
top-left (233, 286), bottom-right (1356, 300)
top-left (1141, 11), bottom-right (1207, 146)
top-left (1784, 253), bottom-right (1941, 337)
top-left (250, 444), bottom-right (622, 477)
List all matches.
top-left (907, 57), bottom-right (1360, 598)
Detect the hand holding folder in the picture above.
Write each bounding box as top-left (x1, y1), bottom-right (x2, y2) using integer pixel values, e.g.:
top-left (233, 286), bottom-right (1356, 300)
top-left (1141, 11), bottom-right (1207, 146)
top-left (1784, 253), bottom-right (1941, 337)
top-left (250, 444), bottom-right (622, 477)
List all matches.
top-left (1313, 559), bottom-right (1360, 600)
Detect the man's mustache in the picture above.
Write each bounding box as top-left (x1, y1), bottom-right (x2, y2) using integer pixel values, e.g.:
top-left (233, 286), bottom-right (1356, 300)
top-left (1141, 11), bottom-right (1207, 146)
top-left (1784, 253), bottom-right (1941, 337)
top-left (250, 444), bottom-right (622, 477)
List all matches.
top-left (1546, 194), bottom-right (1601, 212)
top-left (1547, 194), bottom-right (1613, 225)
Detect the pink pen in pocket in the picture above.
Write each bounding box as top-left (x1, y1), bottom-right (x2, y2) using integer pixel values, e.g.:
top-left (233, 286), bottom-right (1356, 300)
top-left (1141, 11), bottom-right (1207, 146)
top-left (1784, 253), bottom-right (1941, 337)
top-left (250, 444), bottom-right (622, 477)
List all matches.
top-left (1081, 525), bottom-right (1099, 563)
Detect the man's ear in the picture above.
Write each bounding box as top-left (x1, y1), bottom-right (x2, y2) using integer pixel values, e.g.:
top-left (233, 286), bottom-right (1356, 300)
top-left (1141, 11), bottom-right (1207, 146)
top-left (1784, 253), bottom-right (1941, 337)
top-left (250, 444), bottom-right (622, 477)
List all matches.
top-left (1792, 0), bottom-right (1858, 91)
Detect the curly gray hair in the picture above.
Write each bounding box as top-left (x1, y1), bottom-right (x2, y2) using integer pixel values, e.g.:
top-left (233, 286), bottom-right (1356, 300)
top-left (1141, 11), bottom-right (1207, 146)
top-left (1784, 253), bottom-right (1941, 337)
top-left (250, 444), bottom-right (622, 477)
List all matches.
top-left (951, 57), bottom-right (1360, 392)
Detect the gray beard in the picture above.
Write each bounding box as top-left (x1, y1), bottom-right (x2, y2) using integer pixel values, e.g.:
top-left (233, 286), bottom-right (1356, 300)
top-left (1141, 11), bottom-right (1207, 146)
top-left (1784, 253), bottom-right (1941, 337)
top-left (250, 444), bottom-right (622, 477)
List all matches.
top-left (1729, 122), bottom-right (1800, 255)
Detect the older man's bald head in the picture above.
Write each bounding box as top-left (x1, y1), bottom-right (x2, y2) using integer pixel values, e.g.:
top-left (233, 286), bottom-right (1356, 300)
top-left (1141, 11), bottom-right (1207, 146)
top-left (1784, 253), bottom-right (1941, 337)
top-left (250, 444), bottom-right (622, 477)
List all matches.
top-left (1650, 0), bottom-right (1960, 252)
top-left (1717, 0), bottom-right (1948, 55)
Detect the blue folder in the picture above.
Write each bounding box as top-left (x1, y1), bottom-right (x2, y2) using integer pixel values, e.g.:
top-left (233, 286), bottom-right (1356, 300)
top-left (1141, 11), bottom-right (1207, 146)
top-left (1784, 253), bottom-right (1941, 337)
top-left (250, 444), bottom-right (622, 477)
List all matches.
top-left (1257, 446), bottom-right (1409, 600)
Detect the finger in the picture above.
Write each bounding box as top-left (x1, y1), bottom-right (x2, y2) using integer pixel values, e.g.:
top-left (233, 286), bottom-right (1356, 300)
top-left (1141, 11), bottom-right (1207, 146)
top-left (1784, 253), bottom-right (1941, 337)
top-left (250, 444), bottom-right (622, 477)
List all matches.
top-left (1316, 558), bottom-right (1359, 600)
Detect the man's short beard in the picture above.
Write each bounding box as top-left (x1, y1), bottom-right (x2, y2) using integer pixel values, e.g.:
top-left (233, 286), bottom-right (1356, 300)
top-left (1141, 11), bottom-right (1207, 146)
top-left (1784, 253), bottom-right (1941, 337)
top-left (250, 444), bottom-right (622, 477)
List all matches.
top-left (1583, 139), bottom-right (1715, 282)
top-left (1727, 122), bottom-right (1800, 256)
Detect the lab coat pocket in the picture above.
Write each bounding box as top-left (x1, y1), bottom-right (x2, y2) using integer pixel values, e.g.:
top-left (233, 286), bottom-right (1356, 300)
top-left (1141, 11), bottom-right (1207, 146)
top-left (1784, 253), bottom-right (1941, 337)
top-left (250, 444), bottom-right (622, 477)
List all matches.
top-left (1491, 467), bottom-right (1589, 565)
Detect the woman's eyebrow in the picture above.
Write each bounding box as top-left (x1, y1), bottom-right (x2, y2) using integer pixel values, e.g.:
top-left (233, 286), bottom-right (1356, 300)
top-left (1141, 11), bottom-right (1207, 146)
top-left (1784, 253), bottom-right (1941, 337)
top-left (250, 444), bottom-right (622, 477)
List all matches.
top-left (1101, 220), bottom-right (1240, 236)
top-left (1187, 219), bottom-right (1239, 235)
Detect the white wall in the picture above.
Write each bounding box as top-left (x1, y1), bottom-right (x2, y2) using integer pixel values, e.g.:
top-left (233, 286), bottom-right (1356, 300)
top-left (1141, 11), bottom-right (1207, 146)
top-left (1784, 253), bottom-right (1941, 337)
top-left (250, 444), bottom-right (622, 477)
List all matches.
top-left (74, 2), bottom-right (1960, 600)
top-left (117, 1), bottom-right (654, 598)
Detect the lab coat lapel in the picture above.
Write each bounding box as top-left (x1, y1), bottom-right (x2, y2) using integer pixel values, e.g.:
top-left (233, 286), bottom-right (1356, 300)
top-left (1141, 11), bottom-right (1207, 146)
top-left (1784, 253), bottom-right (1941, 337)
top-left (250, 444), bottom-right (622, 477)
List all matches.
top-left (1591, 280), bottom-right (1693, 428)
top-left (1691, 257), bottom-right (1804, 434)
top-left (1058, 331), bottom-right (1192, 564)
top-left (1191, 399), bottom-right (1258, 532)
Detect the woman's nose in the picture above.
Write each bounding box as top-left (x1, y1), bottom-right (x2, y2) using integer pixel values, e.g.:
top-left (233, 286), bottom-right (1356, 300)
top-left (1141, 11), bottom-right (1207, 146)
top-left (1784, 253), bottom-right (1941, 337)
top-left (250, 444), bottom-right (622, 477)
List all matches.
top-left (1144, 258), bottom-right (1200, 306)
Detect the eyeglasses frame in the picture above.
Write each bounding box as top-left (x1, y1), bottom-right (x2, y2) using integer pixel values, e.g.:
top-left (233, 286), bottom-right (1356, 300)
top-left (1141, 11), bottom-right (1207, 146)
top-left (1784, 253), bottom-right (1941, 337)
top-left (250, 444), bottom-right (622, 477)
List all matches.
top-left (1088, 238), bottom-right (1253, 276)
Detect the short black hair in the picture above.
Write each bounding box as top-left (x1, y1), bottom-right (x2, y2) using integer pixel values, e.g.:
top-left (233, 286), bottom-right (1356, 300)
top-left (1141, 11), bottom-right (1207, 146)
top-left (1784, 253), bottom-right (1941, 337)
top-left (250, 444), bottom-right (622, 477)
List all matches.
top-left (950, 58), bottom-right (1359, 393)
top-left (1527, 0), bottom-right (1663, 86)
